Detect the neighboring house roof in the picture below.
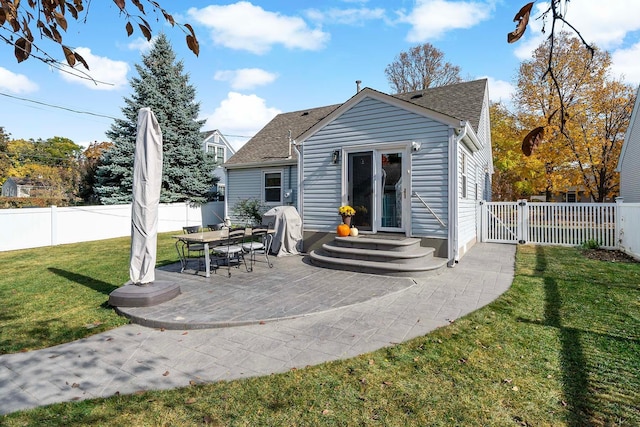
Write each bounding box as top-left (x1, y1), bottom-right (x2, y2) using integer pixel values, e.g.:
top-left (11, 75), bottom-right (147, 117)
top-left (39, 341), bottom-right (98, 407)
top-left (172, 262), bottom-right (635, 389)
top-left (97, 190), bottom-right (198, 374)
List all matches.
top-left (226, 79), bottom-right (487, 168)
top-left (201, 129), bottom-right (236, 156)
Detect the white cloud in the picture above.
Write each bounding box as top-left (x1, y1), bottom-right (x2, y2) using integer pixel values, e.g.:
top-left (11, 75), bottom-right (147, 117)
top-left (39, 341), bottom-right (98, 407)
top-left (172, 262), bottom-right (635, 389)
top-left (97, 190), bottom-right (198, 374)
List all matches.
top-left (126, 36), bottom-right (155, 53)
top-left (483, 76), bottom-right (515, 104)
top-left (611, 42), bottom-right (640, 85)
top-left (187, 2), bottom-right (330, 54)
top-left (401, 0), bottom-right (494, 41)
top-left (513, 1), bottom-right (640, 61)
top-left (214, 68), bottom-right (278, 90)
top-left (305, 7), bottom-right (386, 25)
top-left (58, 48), bottom-right (129, 91)
top-left (204, 92), bottom-right (281, 150)
top-left (556, 1), bottom-right (640, 49)
top-left (0, 67), bottom-right (38, 94)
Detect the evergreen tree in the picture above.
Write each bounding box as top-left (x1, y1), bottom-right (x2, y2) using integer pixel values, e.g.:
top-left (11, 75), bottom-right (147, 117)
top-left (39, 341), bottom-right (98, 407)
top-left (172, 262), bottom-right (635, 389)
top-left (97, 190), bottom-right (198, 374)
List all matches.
top-left (95, 34), bottom-right (216, 205)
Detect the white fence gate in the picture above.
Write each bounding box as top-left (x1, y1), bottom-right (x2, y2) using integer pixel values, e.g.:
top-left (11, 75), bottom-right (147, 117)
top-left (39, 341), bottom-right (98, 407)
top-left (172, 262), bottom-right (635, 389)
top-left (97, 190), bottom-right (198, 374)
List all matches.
top-left (479, 200), bottom-right (618, 249)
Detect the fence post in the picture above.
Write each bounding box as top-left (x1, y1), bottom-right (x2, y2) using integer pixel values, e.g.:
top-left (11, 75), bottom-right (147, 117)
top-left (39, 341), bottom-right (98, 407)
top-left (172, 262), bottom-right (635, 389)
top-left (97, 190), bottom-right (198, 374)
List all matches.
top-left (478, 200), bottom-right (485, 243)
top-left (615, 197), bottom-right (623, 250)
top-left (50, 205), bottom-right (58, 247)
top-left (517, 199), bottom-right (528, 244)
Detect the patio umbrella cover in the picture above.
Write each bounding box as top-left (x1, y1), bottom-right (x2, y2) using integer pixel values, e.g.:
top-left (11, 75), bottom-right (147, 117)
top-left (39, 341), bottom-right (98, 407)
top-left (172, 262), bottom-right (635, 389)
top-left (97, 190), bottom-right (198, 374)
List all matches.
top-left (129, 107), bottom-right (163, 285)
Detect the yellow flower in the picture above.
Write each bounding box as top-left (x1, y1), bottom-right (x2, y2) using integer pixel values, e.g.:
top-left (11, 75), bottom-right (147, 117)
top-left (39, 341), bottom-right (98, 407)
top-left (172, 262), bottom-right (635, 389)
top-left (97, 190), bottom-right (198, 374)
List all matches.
top-left (338, 205), bottom-right (356, 216)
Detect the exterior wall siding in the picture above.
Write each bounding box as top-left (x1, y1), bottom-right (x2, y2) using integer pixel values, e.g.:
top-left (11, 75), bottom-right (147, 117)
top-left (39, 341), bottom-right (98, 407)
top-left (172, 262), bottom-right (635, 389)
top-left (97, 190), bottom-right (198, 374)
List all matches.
top-left (302, 97), bottom-right (450, 238)
top-left (458, 144), bottom-right (479, 252)
top-left (620, 105), bottom-right (640, 202)
top-left (227, 165), bottom-right (297, 223)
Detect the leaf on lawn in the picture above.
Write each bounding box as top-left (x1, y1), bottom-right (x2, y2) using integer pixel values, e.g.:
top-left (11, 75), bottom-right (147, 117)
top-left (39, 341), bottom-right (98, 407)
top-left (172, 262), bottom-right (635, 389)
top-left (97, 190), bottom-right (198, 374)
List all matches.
top-left (185, 397), bottom-right (197, 405)
top-left (512, 386), bottom-right (519, 391)
top-left (368, 359), bottom-right (375, 365)
top-left (322, 409), bottom-right (333, 416)
top-left (503, 378), bottom-right (513, 383)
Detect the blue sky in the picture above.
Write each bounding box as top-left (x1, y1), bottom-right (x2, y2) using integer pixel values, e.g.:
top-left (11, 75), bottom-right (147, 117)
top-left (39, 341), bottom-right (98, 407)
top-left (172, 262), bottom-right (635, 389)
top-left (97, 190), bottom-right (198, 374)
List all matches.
top-left (1, 0), bottom-right (640, 150)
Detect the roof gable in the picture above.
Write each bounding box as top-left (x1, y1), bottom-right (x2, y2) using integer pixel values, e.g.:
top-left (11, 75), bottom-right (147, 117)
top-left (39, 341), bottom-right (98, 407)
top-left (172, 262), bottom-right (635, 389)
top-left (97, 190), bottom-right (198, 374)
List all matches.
top-left (226, 79), bottom-right (488, 166)
top-left (202, 129), bottom-right (236, 155)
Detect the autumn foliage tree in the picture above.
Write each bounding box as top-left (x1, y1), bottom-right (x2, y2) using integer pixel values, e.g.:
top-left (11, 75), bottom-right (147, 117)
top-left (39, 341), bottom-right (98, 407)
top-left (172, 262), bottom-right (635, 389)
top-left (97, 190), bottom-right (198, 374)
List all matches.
top-left (0, 135), bottom-right (83, 199)
top-left (514, 33), bottom-right (635, 202)
top-left (385, 43), bottom-right (462, 93)
top-left (0, 0), bottom-right (198, 71)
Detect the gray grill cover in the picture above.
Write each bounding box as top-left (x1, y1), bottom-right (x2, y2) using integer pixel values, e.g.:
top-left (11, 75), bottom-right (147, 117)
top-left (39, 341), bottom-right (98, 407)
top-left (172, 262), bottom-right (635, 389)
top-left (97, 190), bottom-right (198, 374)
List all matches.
top-left (262, 206), bottom-right (302, 256)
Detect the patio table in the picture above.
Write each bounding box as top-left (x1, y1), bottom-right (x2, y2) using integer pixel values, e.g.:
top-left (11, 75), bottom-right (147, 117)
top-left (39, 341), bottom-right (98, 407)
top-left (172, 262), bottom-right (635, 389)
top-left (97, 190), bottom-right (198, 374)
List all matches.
top-left (173, 229), bottom-right (228, 278)
top-left (173, 228), bottom-right (274, 278)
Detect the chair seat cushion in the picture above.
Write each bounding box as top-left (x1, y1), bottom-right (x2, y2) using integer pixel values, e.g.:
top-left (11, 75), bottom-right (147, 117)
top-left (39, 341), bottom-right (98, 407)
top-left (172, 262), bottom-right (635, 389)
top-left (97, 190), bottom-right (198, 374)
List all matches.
top-left (243, 242), bottom-right (264, 251)
top-left (213, 245), bottom-right (243, 254)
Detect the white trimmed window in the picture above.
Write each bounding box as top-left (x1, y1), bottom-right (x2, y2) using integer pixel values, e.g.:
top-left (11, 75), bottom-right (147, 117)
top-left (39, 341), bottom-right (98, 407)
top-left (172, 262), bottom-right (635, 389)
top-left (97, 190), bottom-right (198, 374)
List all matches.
top-left (216, 146), bottom-right (225, 163)
top-left (264, 171), bottom-right (282, 203)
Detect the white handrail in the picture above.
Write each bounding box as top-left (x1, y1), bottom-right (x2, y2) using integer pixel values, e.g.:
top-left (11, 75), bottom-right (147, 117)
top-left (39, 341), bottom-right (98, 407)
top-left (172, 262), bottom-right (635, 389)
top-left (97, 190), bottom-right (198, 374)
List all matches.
top-left (412, 191), bottom-right (446, 227)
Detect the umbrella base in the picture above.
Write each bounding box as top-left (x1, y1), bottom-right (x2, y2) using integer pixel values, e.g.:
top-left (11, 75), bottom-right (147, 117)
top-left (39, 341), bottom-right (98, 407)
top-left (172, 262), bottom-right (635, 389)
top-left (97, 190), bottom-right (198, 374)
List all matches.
top-left (109, 280), bottom-right (181, 307)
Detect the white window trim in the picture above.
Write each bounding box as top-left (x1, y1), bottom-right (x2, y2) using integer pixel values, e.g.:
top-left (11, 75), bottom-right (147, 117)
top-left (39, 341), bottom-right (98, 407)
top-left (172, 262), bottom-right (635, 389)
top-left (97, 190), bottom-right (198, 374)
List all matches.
top-left (461, 151), bottom-right (468, 199)
top-left (262, 170), bottom-right (283, 204)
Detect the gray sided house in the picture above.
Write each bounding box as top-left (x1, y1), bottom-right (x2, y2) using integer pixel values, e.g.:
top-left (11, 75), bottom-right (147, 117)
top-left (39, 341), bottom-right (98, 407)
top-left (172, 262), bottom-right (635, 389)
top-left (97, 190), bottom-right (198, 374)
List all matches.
top-left (202, 129), bottom-right (236, 200)
top-left (225, 79), bottom-right (493, 264)
top-left (1, 177), bottom-right (51, 198)
top-left (617, 84), bottom-right (640, 203)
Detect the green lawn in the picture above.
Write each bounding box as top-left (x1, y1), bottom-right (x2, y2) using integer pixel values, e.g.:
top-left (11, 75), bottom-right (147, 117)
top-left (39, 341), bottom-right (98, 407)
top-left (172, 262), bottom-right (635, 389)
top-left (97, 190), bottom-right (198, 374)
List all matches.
top-left (0, 232), bottom-right (180, 354)
top-left (1, 242), bottom-right (639, 426)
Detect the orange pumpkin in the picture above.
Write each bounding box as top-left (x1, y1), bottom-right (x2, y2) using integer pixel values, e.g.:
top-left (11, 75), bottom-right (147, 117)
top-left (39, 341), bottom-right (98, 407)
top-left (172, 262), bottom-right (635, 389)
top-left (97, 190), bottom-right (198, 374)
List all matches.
top-left (336, 223), bottom-right (351, 236)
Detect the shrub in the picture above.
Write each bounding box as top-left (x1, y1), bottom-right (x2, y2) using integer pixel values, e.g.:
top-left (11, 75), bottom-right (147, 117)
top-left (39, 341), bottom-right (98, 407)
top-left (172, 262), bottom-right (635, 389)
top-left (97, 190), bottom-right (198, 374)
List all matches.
top-left (580, 239), bottom-right (600, 250)
top-left (233, 198), bottom-right (265, 226)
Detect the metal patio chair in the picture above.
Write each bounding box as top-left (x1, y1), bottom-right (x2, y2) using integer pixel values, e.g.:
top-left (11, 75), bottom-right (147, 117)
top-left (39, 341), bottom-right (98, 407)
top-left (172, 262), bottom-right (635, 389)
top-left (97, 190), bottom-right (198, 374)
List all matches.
top-left (211, 227), bottom-right (248, 277)
top-left (177, 226), bottom-right (205, 272)
top-left (242, 226), bottom-right (274, 271)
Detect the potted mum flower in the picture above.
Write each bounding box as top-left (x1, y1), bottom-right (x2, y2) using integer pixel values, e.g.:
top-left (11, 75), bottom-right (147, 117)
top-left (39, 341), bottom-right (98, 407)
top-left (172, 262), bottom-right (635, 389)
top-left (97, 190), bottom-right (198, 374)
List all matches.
top-left (338, 205), bottom-right (355, 228)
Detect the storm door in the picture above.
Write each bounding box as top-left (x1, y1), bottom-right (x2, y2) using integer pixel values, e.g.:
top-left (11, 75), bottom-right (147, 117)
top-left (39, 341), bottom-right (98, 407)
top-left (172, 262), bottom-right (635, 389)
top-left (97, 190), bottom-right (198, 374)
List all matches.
top-left (347, 148), bottom-right (407, 233)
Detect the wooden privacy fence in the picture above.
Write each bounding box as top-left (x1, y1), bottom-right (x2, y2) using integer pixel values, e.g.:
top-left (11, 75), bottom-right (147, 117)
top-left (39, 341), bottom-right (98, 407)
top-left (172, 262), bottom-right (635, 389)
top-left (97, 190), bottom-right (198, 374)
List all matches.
top-left (478, 200), bottom-right (618, 248)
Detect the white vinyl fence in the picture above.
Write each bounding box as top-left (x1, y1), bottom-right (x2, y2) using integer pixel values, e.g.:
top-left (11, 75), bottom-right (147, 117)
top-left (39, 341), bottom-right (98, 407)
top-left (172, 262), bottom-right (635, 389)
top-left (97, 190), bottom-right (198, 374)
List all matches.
top-left (0, 201), bottom-right (225, 252)
top-left (618, 202), bottom-right (640, 260)
top-left (479, 200), bottom-right (618, 249)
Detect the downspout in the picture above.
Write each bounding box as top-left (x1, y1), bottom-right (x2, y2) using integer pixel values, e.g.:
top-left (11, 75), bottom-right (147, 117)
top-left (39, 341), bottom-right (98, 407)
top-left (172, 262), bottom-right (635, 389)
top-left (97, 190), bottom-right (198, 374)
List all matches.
top-left (293, 139), bottom-right (303, 227)
top-left (448, 121), bottom-right (468, 267)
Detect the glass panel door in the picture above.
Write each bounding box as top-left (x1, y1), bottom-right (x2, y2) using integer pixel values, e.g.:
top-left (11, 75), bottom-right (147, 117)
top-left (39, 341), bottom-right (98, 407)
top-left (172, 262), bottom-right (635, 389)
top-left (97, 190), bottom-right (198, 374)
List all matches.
top-left (348, 152), bottom-right (373, 231)
top-left (379, 152), bottom-right (403, 230)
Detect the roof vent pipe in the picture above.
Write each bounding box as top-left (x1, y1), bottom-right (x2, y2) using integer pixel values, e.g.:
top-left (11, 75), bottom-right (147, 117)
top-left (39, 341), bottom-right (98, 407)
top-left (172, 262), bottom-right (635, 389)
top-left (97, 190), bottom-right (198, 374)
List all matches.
top-left (356, 80), bottom-right (362, 93)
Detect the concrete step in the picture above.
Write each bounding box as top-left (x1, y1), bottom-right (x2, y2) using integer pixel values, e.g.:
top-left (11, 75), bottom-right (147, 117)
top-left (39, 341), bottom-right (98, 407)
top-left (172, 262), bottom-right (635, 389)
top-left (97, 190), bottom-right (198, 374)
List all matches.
top-left (333, 235), bottom-right (422, 252)
top-left (320, 241), bottom-right (435, 265)
top-left (308, 249), bottom-right (448, 277)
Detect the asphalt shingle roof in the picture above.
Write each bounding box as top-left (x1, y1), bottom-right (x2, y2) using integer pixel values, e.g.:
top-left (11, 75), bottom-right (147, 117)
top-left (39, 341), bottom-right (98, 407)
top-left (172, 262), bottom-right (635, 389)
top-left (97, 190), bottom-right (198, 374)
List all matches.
top-left (225, 79), bottom-right (486, 167)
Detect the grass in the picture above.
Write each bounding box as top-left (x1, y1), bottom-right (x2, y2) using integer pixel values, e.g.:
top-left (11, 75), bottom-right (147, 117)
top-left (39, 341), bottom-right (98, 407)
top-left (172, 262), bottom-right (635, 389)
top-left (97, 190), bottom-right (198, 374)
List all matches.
top-left (0, 232), bottom-right (180, 354)
top-left (2, 243), bottom-right (639, 426)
